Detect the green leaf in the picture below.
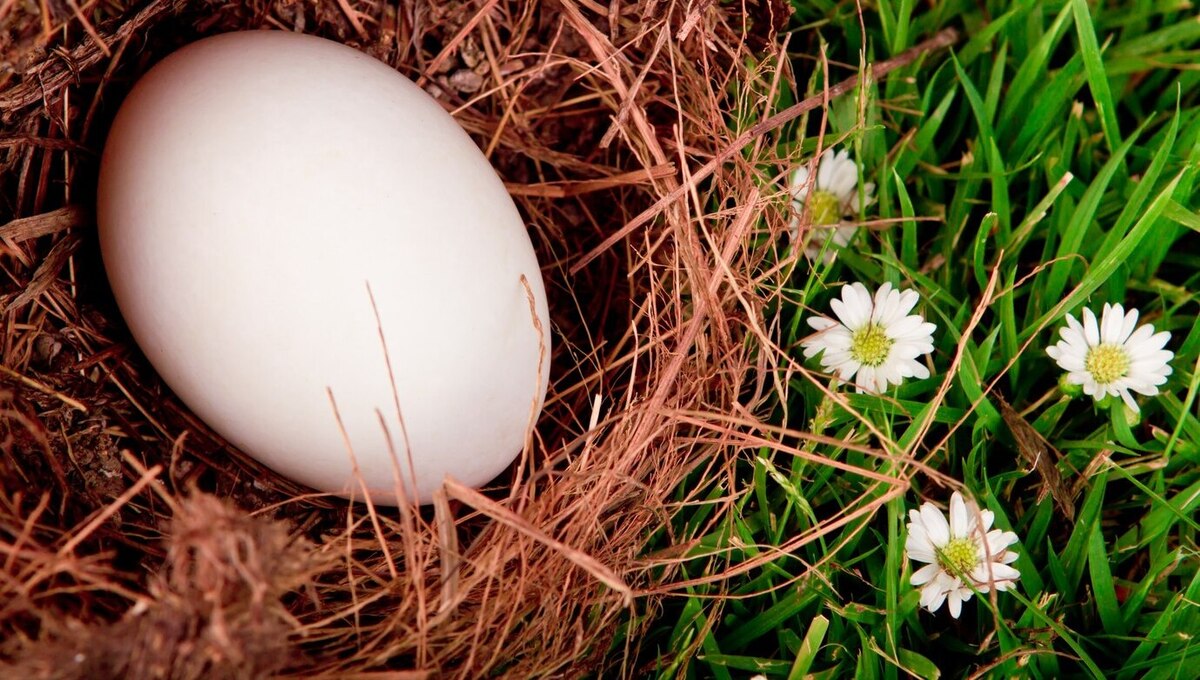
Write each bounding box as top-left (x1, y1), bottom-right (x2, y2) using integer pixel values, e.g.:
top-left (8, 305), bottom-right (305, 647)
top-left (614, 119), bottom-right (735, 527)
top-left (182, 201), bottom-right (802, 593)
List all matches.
top-left (1086, 523), bottom-right (1126, 636)
top-left (698, 654), bottom-right (792, 675)
top-left (1162, 199), bottom-right (1200, 233)
top-left (1071, 0), bottom-right (1122, 150)
top-left (1061, 470), bottom-right (1108, 598)
top-left (1033, 122), bottom-right (1144, 320)
top-left (896, 648), bottom-right (941, 680)
top-left (1029, 169), bottom-right (1186, 340)
top-left (724, 585), bottom-right (816, 652)
top-left (1000, 3), bottom-right (1075, 138)
top-left (788, 614), bottom-right (830, 680)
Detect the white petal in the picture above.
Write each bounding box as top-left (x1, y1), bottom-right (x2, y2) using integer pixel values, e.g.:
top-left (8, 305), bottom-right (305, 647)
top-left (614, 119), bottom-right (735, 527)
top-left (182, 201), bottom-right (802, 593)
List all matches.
top-left (897, 338), bottom-right (936, 359)
top-left (856, 365), bottom-right (876, 393)
top-left (789, 166), bottom-right (811, 196)
top-left (947, 590), bottom-right (964, 619)
top-left (872, 292), bottom-right (901, 328)
top-left (1123, 324), bottom-right (1156, 349)
top-left (828, 298), bottom-right (852, 328)
top-left (1120, 389), bottom-right (1140, 413)
top-left (832, 284), bottom-right (872, 329)
top-left (911, 563), bottom-right (942, 586)
top-left (949, 492), bottom-right (968, 538)
top-left (922, 585), bottom-right (947, 613)
top-left (800, 331), bottom-right (828, 356)
top-left (807, 315), bottom-right (839, 331)
top-left (819, 331), bottom-right (855, 355)
top-left (1101, 303), bottom-right (1124, 344)
top-left (916, 321), bottom-right (939, 341)
top-left (819, 352), bottom-right (853, 373)
top-left (897, 289), bottom-right (921, 318)
top-left (885, 315), bottom-right (930, 341)
top-left (1128, 380), bottom-right (1165, 396)
top-left (908, 360), bottom-right (931, 380)
top-left (1063, 312), bottom-right (1083, 336)
top-left (1132, 329), bottom-right (1172, 354)
top-left (878, 361), bottom-right (904, 386)
top-left (969, 563), bottom-right (1020, 588)
top-left (890, 340), bottom-right (930, 359)
top-left (874, 366), bottom-right (892, 392)
top-left (906, 541), bottom-right (937, 565)
top-left (879, 288), bottom-right (917, 328)
top-left (871, 282), bottom-right (898, 324)
top-left (918, 582), bottom-right (939, 609)
top-left (1119, 306), bottom-right (1139, 343)
top-left (983, 528), bottom-right (1016, 552)
top-left (835, 359), bottom-right (861, 380)
top-left (893, 359), bottom-right (918, 378)
top-left (1059, 323), bottom-right (1088, 351)
top-left (805, 241), bottom-right (839, 265)
top-left (828, 158), bottom-right (859, 200)
top-left (1056, 353), bottom-right (1086, 371)
top-left (848, 182), bottom-right (877, 212)
top-left (977, 508), bottom-right (995, 533)
top-left (820, 346), bottom-right (854, 363)
top-left (919, 502), bottom-right (950, 547)
top-left (1066, 371), bottom-right (1090, 387)
top-left (1127, 349), bottom-right (1173, 369)
top-left (985, 562), bottom-right (1020, 582)
top-left (1083, 307), bottom-right (1101, 345)
top-left (816, 148), bottom-right (837, 189)
top-left (831, 224), bottom-right (857, 247)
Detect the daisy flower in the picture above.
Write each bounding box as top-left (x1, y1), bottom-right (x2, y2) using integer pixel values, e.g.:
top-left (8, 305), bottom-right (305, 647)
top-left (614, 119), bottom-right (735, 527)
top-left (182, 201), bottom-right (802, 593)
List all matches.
top-left (788, 147), bottom-right (876, 262)
top-left (906, 491), bottom-right (1021, 619)
top-left (801, 282), bottom-right (936, 392)
top-left (1046, 303), bottom-right (1173, 412)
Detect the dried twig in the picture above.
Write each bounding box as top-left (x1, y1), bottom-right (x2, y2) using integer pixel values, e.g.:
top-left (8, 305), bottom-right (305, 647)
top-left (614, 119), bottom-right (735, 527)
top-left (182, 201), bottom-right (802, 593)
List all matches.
top-left (995, 394), bottom-right (1077, 520)
top-left (0, 205), bottom-right (87, 243)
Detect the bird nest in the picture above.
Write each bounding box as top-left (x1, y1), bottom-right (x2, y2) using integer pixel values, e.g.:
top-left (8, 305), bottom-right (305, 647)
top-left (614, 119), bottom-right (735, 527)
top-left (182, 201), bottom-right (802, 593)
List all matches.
top-left (0, 1), bottom-right (951, 677)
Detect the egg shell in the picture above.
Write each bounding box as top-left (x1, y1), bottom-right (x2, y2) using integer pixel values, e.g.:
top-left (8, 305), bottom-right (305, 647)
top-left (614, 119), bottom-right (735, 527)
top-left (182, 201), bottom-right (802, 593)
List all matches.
top-left (97, 31), bottom-right (550, 505)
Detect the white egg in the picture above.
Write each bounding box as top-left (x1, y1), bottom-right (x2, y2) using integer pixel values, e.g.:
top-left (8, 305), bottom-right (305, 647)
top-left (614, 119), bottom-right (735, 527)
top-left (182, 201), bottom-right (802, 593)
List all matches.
top-left (97, 31), bottom-right (550, 505)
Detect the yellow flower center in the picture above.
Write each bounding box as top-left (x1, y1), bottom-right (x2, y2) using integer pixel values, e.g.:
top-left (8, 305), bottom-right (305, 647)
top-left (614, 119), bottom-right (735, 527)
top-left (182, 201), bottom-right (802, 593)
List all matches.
top-left (937, 537), bottom-right (979, 577)
top-left (1085, 343), bottom-right (1130, 385)
top-left (850, 323), bottom-right (893, 367)
top-left (808, 190), bottom-right (842, 226)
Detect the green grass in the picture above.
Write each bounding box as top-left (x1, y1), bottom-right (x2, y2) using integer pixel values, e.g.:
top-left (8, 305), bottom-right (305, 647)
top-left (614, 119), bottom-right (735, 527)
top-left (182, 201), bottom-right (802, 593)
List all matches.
top-left (637, 1), bottom-right (1200, 677)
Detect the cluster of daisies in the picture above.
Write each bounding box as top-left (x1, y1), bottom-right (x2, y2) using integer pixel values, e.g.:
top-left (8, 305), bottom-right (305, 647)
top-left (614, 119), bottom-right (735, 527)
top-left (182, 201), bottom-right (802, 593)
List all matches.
top-left (790, 148), bottom-right (1176, 618)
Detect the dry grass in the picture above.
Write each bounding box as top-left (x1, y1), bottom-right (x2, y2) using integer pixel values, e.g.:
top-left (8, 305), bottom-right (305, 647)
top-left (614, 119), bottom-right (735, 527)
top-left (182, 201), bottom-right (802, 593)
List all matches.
top-left (1, 1), bottom-right (950, 677)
